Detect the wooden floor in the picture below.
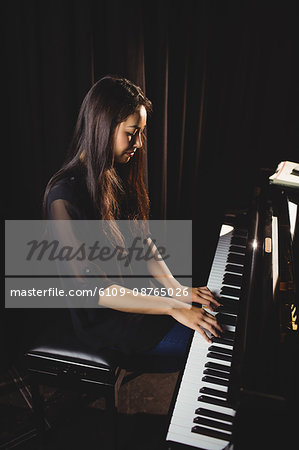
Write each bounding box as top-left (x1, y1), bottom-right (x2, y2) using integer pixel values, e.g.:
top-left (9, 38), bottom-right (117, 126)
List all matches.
top-left (0, 360), bottom-right (179, 450)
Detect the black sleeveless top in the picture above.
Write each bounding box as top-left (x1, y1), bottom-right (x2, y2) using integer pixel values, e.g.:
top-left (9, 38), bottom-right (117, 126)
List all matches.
top-left (45, 165), bottom-right (174, 355)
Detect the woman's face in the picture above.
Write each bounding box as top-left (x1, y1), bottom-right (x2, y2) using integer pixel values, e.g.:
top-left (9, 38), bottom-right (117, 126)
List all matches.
top-left (113, 105), bottom-right (147, 164)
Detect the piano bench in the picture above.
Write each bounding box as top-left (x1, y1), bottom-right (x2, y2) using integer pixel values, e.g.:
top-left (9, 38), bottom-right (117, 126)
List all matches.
top-left (25, 323), bottom-right (183, 448)
top-left (24, 327), bottom-right (126, 448)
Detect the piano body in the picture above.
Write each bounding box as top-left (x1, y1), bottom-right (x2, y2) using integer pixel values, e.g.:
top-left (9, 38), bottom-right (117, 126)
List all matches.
top-left (166, 180), bottom-right (299, 450)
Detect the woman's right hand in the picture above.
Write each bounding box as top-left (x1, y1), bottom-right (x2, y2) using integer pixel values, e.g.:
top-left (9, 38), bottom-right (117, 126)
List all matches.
top-left (170, 305), bottom-right (223, 343)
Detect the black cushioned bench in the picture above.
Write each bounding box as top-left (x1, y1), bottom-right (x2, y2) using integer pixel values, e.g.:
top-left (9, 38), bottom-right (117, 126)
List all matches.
top-left (25, 321), bottom-right (181, 449)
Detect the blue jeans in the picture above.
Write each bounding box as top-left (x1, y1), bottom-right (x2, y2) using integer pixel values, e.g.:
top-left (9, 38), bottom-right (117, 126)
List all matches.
top-left (126, 322), bottom-right (192, 373)
top-left (147, 322), bottom-right (192, 358)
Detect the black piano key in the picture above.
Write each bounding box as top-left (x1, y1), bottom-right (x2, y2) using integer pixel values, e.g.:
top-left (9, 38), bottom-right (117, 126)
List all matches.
top-left (198, 395), bottom-right (231, 408)
top-left (219, 297), bottom-right (239, 313)
top-left (208, 345), bottom-right (233, 356)
top-left (227, 253), bottom-right (245, 265)
top-left (202, 375), bottom-right (229, 386)
top-left (229, 245), bottom-right (246, 255)
top-left (199, 386), bottom-right (228, 398)
top-left (203, 369), bottom-right (230, 380)
top-left (233, 228), bottom-right (247, 237)
top-left (195, 407), bottom-right (234, 423)
top-left (225, 263), bottom-right (243, 274)
top-left (192, 425), bottom-right (231, 441)
top-left (223, 273), bottom-right (242, 287)
top-left (193, 416), bottom-right (233, 432)
top-left (231, 236), bottom-right (247, 246)
top-left (220, 286), bottom-right (240, 298)
top-left (217, 305), bottom-right (238, 315)
top-left (205, 361), bottom-right (231, 372)
top-left (211, 336), bottom-right (234, 346)
top-left (215, 314), bottom-right (237, 327)
top-left (221, 330), bottom-right (235, 341)
top-left (207, 351), bottom-right (232, 362)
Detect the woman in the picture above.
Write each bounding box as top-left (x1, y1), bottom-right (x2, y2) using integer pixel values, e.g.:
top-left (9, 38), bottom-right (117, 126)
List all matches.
top-left (43, 75), bottom-right (222, 360)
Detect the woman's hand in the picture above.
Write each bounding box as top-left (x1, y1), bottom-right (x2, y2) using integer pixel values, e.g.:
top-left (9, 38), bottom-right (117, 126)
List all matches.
top-left (175, 285), bottom-right (221, 311)
top-left (170, 304), bottom-right (223, 343)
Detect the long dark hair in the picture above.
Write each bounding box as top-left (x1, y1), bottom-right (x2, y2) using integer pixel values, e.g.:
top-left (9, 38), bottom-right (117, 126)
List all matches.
top-left (43, 75), bottom-right (152, 225)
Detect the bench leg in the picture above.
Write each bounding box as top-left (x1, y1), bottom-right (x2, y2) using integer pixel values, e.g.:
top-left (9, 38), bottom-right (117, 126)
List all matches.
top-left (30, 376), bottom-right (47, 445)
top-left (105, 387), bottom-right (118, 450)
top-left (104, 369), bottom-right (126, 450)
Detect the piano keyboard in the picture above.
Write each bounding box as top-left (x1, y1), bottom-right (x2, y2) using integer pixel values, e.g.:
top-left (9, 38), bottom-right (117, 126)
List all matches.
top-left (166, 224), bottom-right (247, 450)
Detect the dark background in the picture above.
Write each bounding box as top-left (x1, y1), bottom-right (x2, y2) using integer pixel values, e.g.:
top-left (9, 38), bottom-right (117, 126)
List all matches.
top-left (3, 0), bottom-right (299, 366)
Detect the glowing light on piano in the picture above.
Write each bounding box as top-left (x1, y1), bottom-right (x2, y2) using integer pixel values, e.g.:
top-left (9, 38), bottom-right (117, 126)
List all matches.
top-left (291, 304), bottom-right (298, 331)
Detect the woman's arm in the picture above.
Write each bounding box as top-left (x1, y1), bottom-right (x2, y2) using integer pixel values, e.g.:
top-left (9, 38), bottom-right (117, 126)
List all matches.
top-left (145, 237), bottom-right (221, 310)
top-left (99, 284), bottom-right (223, 343)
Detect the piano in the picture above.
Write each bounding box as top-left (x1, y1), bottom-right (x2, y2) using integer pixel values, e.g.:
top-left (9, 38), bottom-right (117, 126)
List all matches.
top-left (166, 180), bottom-right (299, 450)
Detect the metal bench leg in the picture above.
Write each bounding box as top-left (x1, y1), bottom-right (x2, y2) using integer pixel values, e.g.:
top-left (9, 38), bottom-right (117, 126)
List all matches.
top-left (30, 376), bottom-right (47, 446)
top-left (105, 369), bottom-right (126, 450)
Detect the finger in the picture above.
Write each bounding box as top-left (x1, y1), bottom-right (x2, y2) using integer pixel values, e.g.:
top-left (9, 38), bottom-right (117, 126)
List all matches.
top-left (203, 313), bottom-right (224, 332)
top-left (190, 296), bottom-right (204, 305)
top-left (205, 324), bottom-right (221, 338)
top-left (196, 299), bottom-right (221, 313)
top-left (191, 296), bottom-right (220, 310)
top-left (204, 309), bottom-right (221, 321)
top-left (194, 325), bottom-right (212, 343)
top-left (201, 317), bottom-right (223, 337)
top-left (198, 292), bottom-right (221, 306)
top-left (196, 287), bottom-right (212, 296)
top-left (197, 287), bottom-right (216, 298)
top-left (205, 319), bottom-right (224, 335)
top-left (196, 289), bottom-right (220, 305)
top-left (208, 300), bottom-right (222, 311)
top-left (197, 286), bottom-right (212, 294)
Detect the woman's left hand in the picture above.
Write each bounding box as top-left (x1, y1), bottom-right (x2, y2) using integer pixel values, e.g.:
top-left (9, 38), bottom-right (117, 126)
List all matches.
top-left (176, 286), bottom-right (221, 311)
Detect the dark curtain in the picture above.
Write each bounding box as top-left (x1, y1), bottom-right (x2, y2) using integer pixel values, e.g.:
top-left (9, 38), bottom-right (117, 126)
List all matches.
top-left (4, 0), bottom-right (94, 220)
top-left (3, 0), bottom-right (299, 366)
top-left (5, 1), bottom-right (299, 220)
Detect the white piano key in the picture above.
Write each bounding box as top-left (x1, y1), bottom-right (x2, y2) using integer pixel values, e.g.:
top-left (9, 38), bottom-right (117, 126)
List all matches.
top-left (208, 342), bottom-right (233, 350)
top-left (170, 413), bottom-right (231, 433)
top-left (167, 424), bottom-right (231, 450)
top-left (166, 223), bottom-right (243, 449)
top-left (173, 405), bottom-right (233, 426)
top-left (181, 380), bottom-right (228, 394)
top-left (174, 397), bottom-right (236, 417)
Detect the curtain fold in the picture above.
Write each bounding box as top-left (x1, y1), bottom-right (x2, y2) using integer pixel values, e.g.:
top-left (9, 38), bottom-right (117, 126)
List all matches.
top-left (4, 0), bottom-right (299, 222)
top-left (2, 0), bottom-right (218, 220)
